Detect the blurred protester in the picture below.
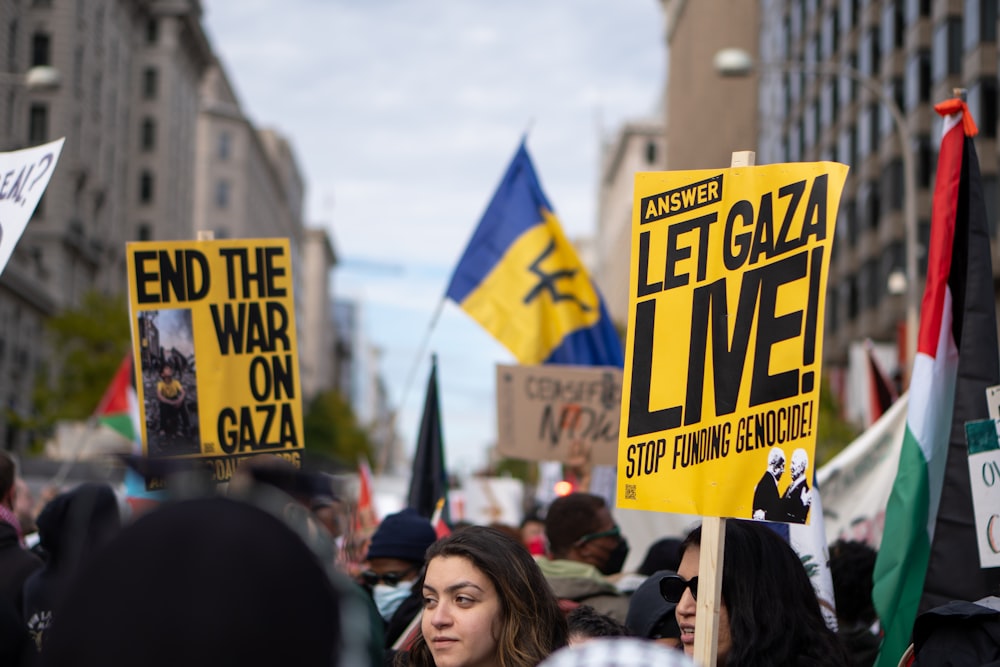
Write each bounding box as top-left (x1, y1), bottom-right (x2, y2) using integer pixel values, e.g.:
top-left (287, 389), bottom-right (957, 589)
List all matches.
top-left (0, 597), bottom-right (27, 666)
top-left (566, 604), bottom-right (628, 645)
top-left (828, 539), bottom-right (880, 666)
top-left (0, 452), bottom-right (41, 619)
top-left (538, 492), bottom-right (631, 621)
top-left (520, 509), bottom-right (547, 556)
top-left (311, 493), bottom-right (345, 541)
top-left (539, 637), bottom-right (695, 667)
top-left (364, 508), bottom-right (437, 648)
top-left (910, 595), bottom-right (1000, 665)
top-left (39, 495), bottom-right (367, 667)
top-left (21, 482), bottom-right (121, 663)
top-left (399, 525), bottom-right (567, 667)
top-left (14, 479), bottom-right (39, 549)
top-left (626, 570), bottom-right (682, 650)
top-left (667, 521), bottom-right (849, 666)
top-left (637, 537), bottom-right (683, 576)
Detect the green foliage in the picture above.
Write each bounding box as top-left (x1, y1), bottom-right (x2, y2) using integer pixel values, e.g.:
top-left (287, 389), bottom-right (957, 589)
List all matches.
top-left (26, 291), bottom-right (131, 439)
top-left (303, 389), bottom-right (375, 467)
top-left (814, 376), bottom-right (861, 466)
top-left (492, 457), bottom-right (537, 485)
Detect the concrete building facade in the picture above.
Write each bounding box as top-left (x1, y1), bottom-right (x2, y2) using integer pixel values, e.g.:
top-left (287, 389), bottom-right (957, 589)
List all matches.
top-left (593, 119), bottom-right (666, 327)
top-left (300, 227), bottom-right (337, 401)
top-left (0, 0), bottom-right (342, 451)
top-left (661, 0), bottom-right (761, 171)
top-left (756, 0), bottom-right (998, 377)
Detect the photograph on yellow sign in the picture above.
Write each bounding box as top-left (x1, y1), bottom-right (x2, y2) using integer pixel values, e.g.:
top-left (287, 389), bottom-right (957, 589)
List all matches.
top-left (137, 309), bottom-right (199, 458)
top-left (617, 162), bottom-right (849, 523)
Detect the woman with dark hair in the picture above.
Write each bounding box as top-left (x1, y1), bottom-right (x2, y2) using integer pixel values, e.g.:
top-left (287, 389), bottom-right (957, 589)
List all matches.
top-left (663, 520), bottom-right (849, 666)
top-left (399, 525), bottom-right (567, 667)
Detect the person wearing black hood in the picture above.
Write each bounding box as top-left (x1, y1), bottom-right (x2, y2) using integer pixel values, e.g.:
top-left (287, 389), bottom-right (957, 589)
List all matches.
top-left (536, 493), bottom-right (631, 622)
top-left (20, 482), bottom-right (121, 663)
top-left (625, 570), bottom-right (682, 650)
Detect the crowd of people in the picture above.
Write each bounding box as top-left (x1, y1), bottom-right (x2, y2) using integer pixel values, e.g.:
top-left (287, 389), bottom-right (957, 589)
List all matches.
top-left (0, 449), bottom-right (993, 666)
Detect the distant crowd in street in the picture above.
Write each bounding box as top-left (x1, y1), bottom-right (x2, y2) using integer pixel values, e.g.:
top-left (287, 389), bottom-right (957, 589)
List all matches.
top-left (0, 449), bottom-right (997, 666)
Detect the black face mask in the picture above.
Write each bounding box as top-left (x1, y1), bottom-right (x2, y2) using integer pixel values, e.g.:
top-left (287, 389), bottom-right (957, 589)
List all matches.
top-left (599, 538), bottom-right (630, 575)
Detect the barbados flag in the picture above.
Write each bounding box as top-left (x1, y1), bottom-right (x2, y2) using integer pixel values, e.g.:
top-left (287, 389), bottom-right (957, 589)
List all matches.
top-left (446, 142), bottom-right (623, 366)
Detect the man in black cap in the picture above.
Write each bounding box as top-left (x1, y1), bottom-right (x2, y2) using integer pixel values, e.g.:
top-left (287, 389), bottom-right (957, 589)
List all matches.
top-left (362, 508), bottom-right (437, 648)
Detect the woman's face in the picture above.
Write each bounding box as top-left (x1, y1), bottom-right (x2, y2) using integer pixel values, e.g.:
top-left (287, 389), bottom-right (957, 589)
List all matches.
top-left (675, 545), bottom-right (732, 665)
top-left (422, 555), bottom-right (502, 667)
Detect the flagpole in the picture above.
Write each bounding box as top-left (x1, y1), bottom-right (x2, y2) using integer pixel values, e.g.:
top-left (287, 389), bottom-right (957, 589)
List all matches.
top-left (375, 297), bottom-right (445, 475)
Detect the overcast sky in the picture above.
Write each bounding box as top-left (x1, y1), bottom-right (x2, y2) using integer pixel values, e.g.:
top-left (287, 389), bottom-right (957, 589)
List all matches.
top-left (201, 1), bottom-right (665, 475)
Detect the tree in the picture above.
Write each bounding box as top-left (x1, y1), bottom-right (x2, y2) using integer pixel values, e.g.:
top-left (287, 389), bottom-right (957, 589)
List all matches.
top-left (25, 291), bottom-right (131, 444)
top-left (302, 389), bottom-right (375, 467)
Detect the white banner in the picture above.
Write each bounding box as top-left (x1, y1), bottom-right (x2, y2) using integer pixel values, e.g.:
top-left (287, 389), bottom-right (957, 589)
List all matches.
top-left (0, 138), bottom-right (65, 276)
top-left (816, 393), bottom-right (908, 547)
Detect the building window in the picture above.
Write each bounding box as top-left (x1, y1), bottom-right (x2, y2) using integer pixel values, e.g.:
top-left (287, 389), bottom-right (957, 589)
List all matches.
top-left (218, 131), bottom-right (231, 161)
top-left (965, 0), bottom-right (998, 49)
top-left (860, 181), bottom-right (881, 231)
top-left (882, 159), bottom-right (904, 212)
top-left (145, 18), bottom-right (158, 44)
top-left (905, 50), bottom-right (932, 110)
top-left (141, 117), bottom-right (156, 151)
top-left (916, 135), bottom-right (935, 188)
top-left (881, 1), bottom-right (904, 55)
top-left (7, 20), bottom-right (18, 73)
top-left (31, 32), bottom-right (50, 67)
top-left (864, 258), bottom-right (881, 309)
top-left (847, 276), bottom-right (860, 319)
top-left (645, 141), bottom-right (657, 165)
top-left (142, 67), bottom-right (158, 100)
top-left (215, 180), bottom-right (230, 209)
top-left (28, 104), bottom-right (47, 144)
top-left (969, 78), bottom-right (998, 139)
top-left (906, 0), bottom-right (931, 22)
top-left (840, 198), bottom-right (858, 248)
top-left (933, 17), bottom-right (964, 81)
top-left (139, 171), bottom-right (154, 204)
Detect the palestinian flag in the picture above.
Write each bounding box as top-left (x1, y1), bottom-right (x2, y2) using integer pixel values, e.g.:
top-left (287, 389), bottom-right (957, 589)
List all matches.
top-left (96, 355), bottom-right (162, 507)
top-left (872, 98), bottom-right (1000, 666)
top-left (95, 354), bottom-right (140, 441)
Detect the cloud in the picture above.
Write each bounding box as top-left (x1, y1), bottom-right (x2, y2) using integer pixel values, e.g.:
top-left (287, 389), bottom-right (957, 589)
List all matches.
top-left (201, 0), bottom-right (664, 471)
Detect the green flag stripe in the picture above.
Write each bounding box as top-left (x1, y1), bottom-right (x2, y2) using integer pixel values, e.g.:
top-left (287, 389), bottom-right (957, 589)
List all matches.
top-left (99, 414), bottom-right (135, 441)
top-left (872, 425), bottom-right (931, 666)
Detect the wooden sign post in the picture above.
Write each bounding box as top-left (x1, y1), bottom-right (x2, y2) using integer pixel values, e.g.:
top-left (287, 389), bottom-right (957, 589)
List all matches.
top-left (693, 150), bottom-right (754, 667)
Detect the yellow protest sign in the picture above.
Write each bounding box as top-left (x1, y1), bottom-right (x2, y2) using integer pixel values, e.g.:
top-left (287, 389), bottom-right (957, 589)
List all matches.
top-left (126, 239), bottom-right (303, 487)
top-left (617, 162), bottom-right (848, 523)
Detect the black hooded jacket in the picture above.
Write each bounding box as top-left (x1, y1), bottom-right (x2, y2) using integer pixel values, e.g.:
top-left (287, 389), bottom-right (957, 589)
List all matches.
top-left (21, 483), bottom-right (120, 662)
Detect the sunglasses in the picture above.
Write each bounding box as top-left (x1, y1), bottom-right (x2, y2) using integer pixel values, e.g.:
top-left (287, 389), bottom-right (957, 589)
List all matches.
top-left (574, 525), bottom-right (622, 546)
top-left (360, 566), bottom-right (418, 588)
top-left (659, 574), bottom-right (698, 603)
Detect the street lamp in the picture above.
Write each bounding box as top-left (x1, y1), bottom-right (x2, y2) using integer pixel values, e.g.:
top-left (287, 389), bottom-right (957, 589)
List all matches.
top-left (713, 47), bottom-right (919, 381)
top-left (0, 65), bottom-right (61, 91)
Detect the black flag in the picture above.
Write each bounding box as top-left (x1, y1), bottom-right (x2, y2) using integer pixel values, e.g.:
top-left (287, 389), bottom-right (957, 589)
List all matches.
top-left (406, 356), bottom-right (450, 526)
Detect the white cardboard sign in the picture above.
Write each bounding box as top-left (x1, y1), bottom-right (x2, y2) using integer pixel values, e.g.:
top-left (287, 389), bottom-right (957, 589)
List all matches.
top-left (0, 138), bottom-right (65, 276)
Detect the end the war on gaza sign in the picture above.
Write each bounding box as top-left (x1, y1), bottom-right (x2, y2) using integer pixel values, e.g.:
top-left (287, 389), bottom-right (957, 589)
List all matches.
top-left (126, 239), bottom-right (303, 489)
top-left (617, 162), bottom-right (849, 523)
